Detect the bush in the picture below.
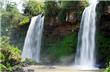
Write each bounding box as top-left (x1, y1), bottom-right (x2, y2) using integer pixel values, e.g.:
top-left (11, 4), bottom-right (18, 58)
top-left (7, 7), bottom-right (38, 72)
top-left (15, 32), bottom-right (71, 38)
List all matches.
top-left (0, 52), bottom-right (5, 63)
top-left (104, 62), bottom-right (110, 72)
top-left (1, 3), bottom-right (21, 36)
top-left (19, 16), bottom-right (31, 26)
top-left (24, 0), bottom-right (44, 16)
top-left (1, 47), bottom-right (21, 67)
top-left (0, 47), bottom-right (21, 72)
top-left (0, 36), bottom-right (10, 48)
top-left (44, 1), bottom-right (59, 17)
top-left (0, 36), bottom-right (21, 71)
top-left (0, 64), bottom-right (7, 72)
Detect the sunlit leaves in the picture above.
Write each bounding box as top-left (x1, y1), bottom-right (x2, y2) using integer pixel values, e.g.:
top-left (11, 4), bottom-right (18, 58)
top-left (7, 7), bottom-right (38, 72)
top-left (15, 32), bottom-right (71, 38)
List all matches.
top-left (24, 0), bottom-right (44, 16)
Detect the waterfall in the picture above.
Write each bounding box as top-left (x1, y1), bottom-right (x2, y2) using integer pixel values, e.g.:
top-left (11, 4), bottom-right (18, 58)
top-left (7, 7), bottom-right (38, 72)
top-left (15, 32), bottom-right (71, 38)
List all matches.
top-left (22, 14), bottom-right (44, 63)
top-left (74, 0), bottom-right (98, 69)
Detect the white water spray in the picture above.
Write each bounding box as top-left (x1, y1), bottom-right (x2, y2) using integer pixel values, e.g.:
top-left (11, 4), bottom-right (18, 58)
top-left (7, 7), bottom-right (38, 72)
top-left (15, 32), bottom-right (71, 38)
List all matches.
top-left (74, 0), bottom-right (98, 69)
top-left (22, 14), bottom-right (44, 63)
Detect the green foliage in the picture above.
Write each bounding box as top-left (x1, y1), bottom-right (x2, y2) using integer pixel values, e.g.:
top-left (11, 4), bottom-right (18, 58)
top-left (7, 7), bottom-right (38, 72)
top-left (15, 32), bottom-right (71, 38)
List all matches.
top-left (0, 47), bottom-right (21, 72)
top-left (6, 2), bottom-right (19, 14)
top-left (57, 1), bottom-right (88, 22)
top-left (104, 62), bottom-right (110, 72)
top-left (22, 58), bottom-right (37, 65)
top-left (0, 52), bottom-right (5, 62)
top-left (0, 36), bottom-right (21, 71)
top-left (0, 36), bottom-right (10, 48)
top-left (0, 64), bottom-right (7, 72)
top-left (24, 0), bottom-right (44, 16)
top-left (58, 1), bottom-right (79, 22)
top-left (96, 33), bottom-right (110, 65)
top-left (60, 1), bottom-right (80, 9)
top-left (1, 47), bottom-right (21, 66)
top-left (58, 9), bottom-right (66, 23)
top-left (1, 2), bottom-right (21, 36)
top-left (44, 1), bottom-right (59, 17)
top-left (48, 32), bottom-right (77, 59)
top-left (1, 1), bottom-right (26, 50)
top-left (0, 48), bottom-right (21, 72)
top-left (19, 16), bottom-right (31, 25)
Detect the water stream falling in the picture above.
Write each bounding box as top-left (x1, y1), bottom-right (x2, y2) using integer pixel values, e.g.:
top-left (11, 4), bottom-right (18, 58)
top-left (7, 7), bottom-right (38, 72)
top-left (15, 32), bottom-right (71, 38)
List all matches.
top-left (22, 14), bottom-right (44, 63)
top-left (74, 0), bottom-right (98, 69)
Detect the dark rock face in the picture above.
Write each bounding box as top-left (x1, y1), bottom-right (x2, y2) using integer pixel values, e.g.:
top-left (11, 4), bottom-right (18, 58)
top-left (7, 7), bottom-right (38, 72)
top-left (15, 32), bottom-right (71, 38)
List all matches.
top-left (66, 11), bottom-right (77, 23)
top-left (96, 1), bottom-right (110, 68)
top-left (44, 22), bottom-right (79, 39)
top-left (98, 1), bottom-right (110, 37)
top-left (105, 6), bottom-right (110, 15)
top-left (100, 14), bottom-right (110, 37)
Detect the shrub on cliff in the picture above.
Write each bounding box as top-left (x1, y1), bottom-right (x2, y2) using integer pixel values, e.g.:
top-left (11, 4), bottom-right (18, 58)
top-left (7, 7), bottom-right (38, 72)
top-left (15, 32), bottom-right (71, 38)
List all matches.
top-left (24, 0), bottom-right (44, 16)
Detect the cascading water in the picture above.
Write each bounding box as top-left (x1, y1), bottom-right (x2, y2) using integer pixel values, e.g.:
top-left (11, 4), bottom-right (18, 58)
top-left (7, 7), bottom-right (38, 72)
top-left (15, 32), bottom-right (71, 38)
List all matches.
top-left (74, 0), bottom-right (98, 69)
top-left (22, 14), bottom-right (44, 63)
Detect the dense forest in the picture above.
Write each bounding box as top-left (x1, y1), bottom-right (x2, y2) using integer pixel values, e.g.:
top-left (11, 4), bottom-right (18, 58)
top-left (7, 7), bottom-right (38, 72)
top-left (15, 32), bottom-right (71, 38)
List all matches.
top-left (0, 0), bottom-right (110, 72)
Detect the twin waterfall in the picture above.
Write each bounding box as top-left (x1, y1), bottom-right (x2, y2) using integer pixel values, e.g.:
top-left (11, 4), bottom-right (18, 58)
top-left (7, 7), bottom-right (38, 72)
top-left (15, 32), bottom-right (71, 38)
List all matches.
top-left (22, 15), bottom-right (44, 63)
top-left (74, 0), bottom-right (98, 69)
top-left (22, 0), bottom-right (98, 70)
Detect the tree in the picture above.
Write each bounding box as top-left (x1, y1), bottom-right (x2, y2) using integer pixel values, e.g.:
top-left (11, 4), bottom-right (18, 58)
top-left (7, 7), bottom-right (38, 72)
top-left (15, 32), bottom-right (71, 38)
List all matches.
top-left (1, 2), bottom-right (21, 36)
top-left (44, 1), bottom-right (60, 25)
top-left (23, 0), bottom-right (44, 16)
top-left (44, 1), bottom-right (59, 17)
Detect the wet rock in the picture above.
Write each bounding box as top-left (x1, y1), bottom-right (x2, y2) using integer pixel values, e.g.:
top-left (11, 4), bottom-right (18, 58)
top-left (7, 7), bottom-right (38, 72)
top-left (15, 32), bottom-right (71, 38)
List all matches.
top-left (12, 65), bottom-right (25, 72)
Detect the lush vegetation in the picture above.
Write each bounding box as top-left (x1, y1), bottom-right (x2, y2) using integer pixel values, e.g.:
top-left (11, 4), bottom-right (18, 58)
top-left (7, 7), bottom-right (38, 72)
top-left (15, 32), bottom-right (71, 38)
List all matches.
top-left (104, 62), bottom-right (110, 72)
top-left (0, 36), bottom-right (21, 71)
top-left (24, 0), bottom-right (44, 16)
top-left (0, 0), bottom-right (110, 71)
top-left (96, 33), bottom-right (110, 66)
top-left (47, 33), bottom-right (77, 60)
